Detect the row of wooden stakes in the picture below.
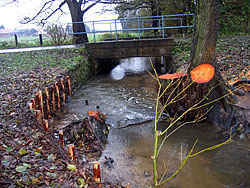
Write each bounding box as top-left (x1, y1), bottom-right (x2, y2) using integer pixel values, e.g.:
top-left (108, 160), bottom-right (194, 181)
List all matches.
top-left (28, 76), bottom-right (72, 121)
top-left (27, 76), bottom-right (129, 187)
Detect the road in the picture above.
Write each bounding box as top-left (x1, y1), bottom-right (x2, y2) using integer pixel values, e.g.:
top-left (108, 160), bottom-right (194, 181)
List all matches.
top-left (0, 44), bottom-right (85, 54)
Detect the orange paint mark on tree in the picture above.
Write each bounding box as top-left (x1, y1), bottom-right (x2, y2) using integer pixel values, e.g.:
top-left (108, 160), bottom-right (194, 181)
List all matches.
top-left (159, 72), bottom-right (187, 80)
top-left (190, 64), bottom-right (215, 83)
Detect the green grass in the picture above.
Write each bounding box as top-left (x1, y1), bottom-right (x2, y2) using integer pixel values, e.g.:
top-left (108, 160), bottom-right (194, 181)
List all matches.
top-left (0, 48), bottom-right (87, 76)
top-left (0, 35), bottom-right (72, 49)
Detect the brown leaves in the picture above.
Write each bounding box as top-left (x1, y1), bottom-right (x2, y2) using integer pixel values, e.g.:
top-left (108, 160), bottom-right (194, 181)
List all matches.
top-left (0, 49), bottom-right (93, 187)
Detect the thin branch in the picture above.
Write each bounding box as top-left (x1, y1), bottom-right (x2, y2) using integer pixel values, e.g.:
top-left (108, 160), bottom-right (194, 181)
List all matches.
top-left (82, 1), bottom-right (101, 14)
top-left (158, 139), bottom-right (199, 186)
top-left (159, 160), bottom-right (168, 184)
top-left (40, 1), bottom-right (67, 25)
top-left (157, 105), bottom-right (212, 157)
top-left (21, 0), bottom-right (56, 24)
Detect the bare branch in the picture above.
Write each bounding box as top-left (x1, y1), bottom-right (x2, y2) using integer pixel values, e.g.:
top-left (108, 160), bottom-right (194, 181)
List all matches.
top-left (20, 0), bottom-right (66, 25)
top-left (40, 1), bottom-right (67, 25)
top-left (0, 0), bottom-right (17, 7)
top-left (82, 0), bottom-right (101, 14)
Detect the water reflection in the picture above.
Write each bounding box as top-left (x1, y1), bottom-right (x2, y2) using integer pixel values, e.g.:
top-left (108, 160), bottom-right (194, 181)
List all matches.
top-left (111, 65), bottom-right (125, 80)
top-left (119, 57), bottom-right (154, 74)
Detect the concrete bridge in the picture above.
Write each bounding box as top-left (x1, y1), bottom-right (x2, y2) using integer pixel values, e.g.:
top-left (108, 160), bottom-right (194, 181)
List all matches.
top-left (68, 14), bottom-right (194, 74)
top-left (85, 38), bottom-right (175, 74)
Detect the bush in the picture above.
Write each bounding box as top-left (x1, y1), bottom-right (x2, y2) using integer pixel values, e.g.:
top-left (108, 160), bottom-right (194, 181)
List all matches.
top-left (45, 23), bottom-right (67, 45)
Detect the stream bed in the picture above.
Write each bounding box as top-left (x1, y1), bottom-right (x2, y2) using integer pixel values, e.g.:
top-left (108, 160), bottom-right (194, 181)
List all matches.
top-left (55, 58), bottom-right (250, 188)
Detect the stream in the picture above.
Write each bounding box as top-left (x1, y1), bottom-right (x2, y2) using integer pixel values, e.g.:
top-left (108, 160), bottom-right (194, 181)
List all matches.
top-left (55, 58), bottom-right (250, 187)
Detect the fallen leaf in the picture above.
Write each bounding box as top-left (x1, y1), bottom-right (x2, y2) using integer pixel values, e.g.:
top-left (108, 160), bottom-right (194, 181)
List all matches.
top-left (67, 164), bottom-right (76, 171)
top-left (15, 165), bottom-right (27, 173)
top-left (19, 149), bottom-right (27, 156)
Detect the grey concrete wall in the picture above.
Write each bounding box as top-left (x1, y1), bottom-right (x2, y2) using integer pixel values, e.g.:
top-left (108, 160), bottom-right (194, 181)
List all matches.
top-left (85, 38), bottom-right (174, 59)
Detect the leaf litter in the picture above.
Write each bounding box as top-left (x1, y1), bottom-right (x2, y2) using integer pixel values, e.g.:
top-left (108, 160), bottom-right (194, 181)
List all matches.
top-left (0, 48), bottom-right (118, 187)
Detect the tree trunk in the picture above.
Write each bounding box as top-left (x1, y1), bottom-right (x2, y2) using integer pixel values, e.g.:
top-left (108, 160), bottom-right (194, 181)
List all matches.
top-left (150, 0), bottom-right (159, 35)
top-left (189, 0), bottom-right (233, 128)
top-left (66, 0), bottom-right (88, 44)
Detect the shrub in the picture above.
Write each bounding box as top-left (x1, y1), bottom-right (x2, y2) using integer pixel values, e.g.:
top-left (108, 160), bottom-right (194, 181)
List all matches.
top-left (45, 23), bottom-right (67, 45)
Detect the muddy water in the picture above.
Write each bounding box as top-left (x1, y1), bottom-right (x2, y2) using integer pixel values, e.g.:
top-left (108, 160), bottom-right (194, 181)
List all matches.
top-left (57, 58), bottom-right (250, 188)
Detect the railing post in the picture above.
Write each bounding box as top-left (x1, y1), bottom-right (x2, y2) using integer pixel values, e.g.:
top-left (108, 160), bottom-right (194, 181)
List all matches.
top-left (126, 19), bottom-right (129, 38)
top-left (110, 23), bottom-right (112, 39)
top-left (142, 20), bottom-right (145, 37)
top-left (115, 20), bottom-right (118, 40)
top-left (92, 21), bottom-right (96, 43)
top-left (159, 18), bottom-right (161, 36)
top-left (162, 16), bottom-right (165, 38)
top-left (138, 17), bottom-right (140, 40)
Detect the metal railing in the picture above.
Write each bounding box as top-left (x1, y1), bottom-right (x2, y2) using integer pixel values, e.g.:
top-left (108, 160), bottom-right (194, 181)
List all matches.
top-left (67, 14), bottom-right (194, 42)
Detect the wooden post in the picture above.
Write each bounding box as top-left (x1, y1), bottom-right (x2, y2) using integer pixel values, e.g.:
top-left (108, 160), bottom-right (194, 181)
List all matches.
top-left (51, 87), bottom-right (56, 112)
top-left (35, 92), bottom-right (40, 109)
top-left (67, 76), bottom-right (72, 98)
top-left (61, 78), bottom-right (66, 103)
top-left (39, 34), bottom-right (43, 46)
top-left (14, 34), bottom-right (18, 46)
top-left (28, 103), bottom-right (33, 110)
top-left (30, 98), bottom-right (36, 110)
top-left (93, 161), bottom-right (101, 183)
top-left (35, 110), bottom-right (42, 125)
top-left (38, 91), bottom-right (44, 117)
top-left (43, 119), bottom-right (49, 132)
top-left (45, 88), bottom-right (50, 118)
top-left (59, 130), bottom-right (64, 148)
top-left (55, 82), bottom-right (60, 109)
top-left (68, 144), bottom-right (75, 161)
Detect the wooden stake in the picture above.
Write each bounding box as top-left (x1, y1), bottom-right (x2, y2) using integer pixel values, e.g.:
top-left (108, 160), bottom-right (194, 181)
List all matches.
top-left (67, 76), bottom-right (72, 98)
top-left (35, 92), bottom-right (40, 110)
top-left (68, 144), bottom-right (75, 161)
top-left (43, 119), bottom-right (49, 132)
top-left (51, 87), bottom-right (56, 112)
top-left (45, 88), bottom-right (51, 118)
top-left (38, 90), bottom-right (44, 117)
top-left (59, 130), bottom-right (64, 148)
top-left (35, 110), bottom-right (42, 125)
top-left (30, 98), bottom-right (36, 110)
top-left (55, 82), bottom-right (60, 109)
top-left (28, 103), bottom-right (33, 110)
top-left (93, 161), bottom-right (101, 183)
top-left (61, 78), bottom-right (66, 103)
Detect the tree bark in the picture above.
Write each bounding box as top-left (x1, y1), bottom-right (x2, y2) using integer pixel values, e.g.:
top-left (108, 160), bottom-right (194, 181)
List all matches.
top-left (150, 0), bottom-right (159, 34)
top-left (189, 0), bottom-right (232, 128)
top-left (66, 0), bottom-right (88, 44)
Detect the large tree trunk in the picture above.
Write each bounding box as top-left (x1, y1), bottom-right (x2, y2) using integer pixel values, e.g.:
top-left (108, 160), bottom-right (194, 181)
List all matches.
top-left (66, 0), bottom-right (88, 44)
top-left (189, 0), bottom-right (233, 128)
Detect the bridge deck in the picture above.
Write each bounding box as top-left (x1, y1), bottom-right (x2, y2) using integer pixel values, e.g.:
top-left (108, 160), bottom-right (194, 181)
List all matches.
top-left (85, 38), bottom-right (174, 59)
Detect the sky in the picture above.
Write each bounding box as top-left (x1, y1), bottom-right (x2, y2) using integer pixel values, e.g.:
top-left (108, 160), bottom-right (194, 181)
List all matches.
top-left (0, 0), bottom-right (118, 31)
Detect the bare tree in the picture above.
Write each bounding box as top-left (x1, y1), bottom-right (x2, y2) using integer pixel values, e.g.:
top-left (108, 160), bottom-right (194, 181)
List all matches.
top-left (9, 0), bottom-right (121, 44)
